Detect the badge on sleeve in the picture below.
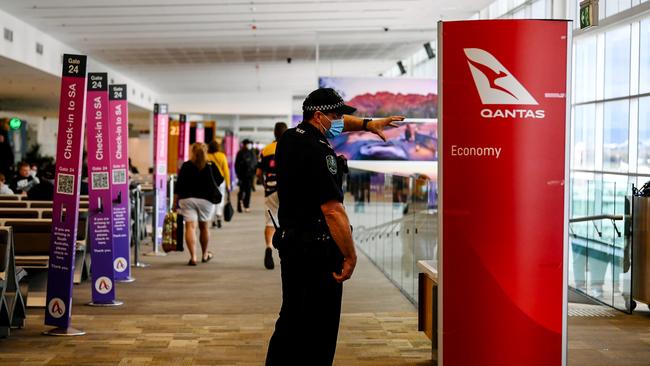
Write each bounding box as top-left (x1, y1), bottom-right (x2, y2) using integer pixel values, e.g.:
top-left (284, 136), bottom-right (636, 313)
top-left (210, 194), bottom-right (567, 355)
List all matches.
top-left (326, 155), bottom-right (338, 175)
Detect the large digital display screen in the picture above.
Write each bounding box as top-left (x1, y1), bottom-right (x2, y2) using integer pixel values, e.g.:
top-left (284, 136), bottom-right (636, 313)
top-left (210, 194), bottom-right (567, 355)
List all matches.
top-left (319, 77), bottom-right (437, 161)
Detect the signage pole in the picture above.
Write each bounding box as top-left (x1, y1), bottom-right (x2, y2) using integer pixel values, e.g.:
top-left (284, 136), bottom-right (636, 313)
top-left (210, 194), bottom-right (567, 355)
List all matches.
top-left (85, 73), bottom-right (123, 307)
top-left (109, 85), bottom-right (134, 283)
top-left (43, 54), bottom-right (88, 336)
top-left (438, 20), bottom-right (570, 366)
top-left (147, 103), bottom-right (169, 256)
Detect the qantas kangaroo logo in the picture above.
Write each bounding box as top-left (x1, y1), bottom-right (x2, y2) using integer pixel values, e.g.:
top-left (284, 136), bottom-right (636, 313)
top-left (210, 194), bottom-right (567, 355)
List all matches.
top-left (464, 48), bottom-right (538, 105)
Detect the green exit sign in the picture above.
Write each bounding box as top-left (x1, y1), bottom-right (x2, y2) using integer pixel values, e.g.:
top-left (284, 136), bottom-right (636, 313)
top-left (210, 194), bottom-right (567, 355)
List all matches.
top-left (8, 117), bottom-right (21, 130)
top-left (580, 0), bottom-right (598, 29)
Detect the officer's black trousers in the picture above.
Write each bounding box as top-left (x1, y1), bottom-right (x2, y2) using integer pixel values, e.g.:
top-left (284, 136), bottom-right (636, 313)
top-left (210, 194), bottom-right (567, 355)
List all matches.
top-left (265, 244), bottom-right (343, 366)
top-left (237, 178), bottom-right (252, 209)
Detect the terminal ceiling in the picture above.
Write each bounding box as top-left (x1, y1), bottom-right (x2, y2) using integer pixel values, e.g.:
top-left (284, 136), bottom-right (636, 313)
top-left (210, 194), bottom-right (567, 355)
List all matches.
top-left (0, 0), bottom-right (492, 96)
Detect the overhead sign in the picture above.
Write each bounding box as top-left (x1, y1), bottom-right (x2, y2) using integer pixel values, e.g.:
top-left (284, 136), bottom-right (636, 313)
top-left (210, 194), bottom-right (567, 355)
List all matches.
top-left (438, 20), bottom-right (570, 366)
top-left (152, 103), bottom-right (169, 254)
top-left (109, 84), bottom-right (132, 282)
top-left (44, 54), bottom-right (88, 333)
top-left (579, 0), bottom-right (599, 29)
top-left (85, 73), bottom-right (121, 306)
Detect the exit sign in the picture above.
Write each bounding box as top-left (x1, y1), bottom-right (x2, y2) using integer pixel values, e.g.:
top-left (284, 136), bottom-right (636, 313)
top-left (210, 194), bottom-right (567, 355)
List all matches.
top-left (580, 0), bottom-right (598, 29)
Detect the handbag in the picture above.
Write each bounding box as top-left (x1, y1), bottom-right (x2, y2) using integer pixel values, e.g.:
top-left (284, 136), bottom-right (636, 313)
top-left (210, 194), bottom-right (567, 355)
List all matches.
top-left (162, 211), bottom-right (177, 253)
top-left (207, 162), bottom-right (223, 204)
top-left (224, 191), bottom-right (234, 222)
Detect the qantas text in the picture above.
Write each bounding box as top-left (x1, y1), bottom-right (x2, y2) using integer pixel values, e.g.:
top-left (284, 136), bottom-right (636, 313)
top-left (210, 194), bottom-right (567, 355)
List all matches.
top-left (480, 109), bottom-right (545, 119)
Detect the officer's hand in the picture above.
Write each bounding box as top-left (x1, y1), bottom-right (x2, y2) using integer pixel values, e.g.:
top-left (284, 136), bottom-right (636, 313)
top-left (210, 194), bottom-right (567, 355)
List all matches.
top-left (333, 255), bottom-right (357, 283)
top-left (367, 116), bottom-right (405, 141)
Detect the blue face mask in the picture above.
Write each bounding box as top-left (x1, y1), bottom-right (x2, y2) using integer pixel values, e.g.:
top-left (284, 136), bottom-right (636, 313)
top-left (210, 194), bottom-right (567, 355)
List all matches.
top-left (320, 115), bottom-right (344, 138)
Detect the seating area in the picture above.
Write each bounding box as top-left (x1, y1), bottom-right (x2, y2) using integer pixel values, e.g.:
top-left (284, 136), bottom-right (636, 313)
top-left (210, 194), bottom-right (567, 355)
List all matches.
top-left (0, 196), bottom-right (90, 312)
top-left (0, 227), bottom-right (27, 338)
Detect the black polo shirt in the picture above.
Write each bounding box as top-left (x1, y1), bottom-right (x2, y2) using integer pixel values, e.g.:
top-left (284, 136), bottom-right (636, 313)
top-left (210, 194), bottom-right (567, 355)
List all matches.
top-left (276, 122), bottom-right (343, 230)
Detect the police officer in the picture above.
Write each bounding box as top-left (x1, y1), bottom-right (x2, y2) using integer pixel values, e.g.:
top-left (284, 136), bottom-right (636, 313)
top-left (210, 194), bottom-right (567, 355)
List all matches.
top-left (265, 88), bottom-right (404, 366)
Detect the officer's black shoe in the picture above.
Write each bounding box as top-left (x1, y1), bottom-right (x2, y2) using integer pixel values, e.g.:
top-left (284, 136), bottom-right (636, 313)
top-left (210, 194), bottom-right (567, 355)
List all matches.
top-left (217, 219), bottom-right (222, 228)
top-left (264, 247), bottom-right (274, 270)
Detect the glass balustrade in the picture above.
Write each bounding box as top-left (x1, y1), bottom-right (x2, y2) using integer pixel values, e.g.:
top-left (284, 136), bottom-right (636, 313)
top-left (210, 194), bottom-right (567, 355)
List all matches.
top-left (569, 178), bottom-right (634, 312)
top-left (344, 168), bottom-right (437, 304)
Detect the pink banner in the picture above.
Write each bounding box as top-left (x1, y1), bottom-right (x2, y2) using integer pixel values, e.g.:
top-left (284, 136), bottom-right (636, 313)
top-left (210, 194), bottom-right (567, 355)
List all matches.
top-left (177, 114), bottom-right (189, 168)
top-left (195, 122), bottom-right (205, 143)
top-left (109, 85), bottom-right (131, 281)
top-left (153, 104), bottom-right (169, 249)
top-left (45, 54), bottom-right (88, 329)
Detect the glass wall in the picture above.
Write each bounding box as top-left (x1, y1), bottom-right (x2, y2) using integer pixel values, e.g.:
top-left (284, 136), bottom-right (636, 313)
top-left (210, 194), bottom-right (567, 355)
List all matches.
top-left (343, 169), bottom-right (437, 304)
top-left (569, 178), bottom-right (633, 311)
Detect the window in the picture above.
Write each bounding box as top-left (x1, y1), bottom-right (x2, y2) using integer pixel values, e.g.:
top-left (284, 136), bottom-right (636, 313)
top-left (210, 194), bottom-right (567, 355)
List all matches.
top-left (573, 104), bottom-right (597, 169)
top-left (639, 97), bottom-right (650, 173)
top-left (603, 100), bottom-right (630, 171)
top-left (604, 26), bottom-right (631, 99)
top-left (574, 36), bottom-right (598, 103)
top-left (640, 19), bottom-right (650, 93)
top-left (605, 0), bottom-right (632, 18)
top-left (531, 0), bottom-right (546, 18)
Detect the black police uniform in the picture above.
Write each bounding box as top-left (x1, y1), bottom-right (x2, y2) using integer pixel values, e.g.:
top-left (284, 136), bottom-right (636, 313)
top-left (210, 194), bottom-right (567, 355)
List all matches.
top-left (265, 121), bottom-right (345, 366)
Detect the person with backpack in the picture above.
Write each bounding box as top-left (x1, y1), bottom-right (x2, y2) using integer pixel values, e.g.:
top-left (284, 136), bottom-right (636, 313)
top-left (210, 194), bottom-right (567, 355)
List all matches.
top-left (235, 139), bottom-right (257, 213)
top-left (257, 122), bottom-right (288, 270)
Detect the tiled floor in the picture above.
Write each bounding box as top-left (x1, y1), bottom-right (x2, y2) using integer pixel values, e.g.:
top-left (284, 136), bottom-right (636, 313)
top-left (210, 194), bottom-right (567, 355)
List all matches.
top-left (1, 190), bottom-right (650, 365)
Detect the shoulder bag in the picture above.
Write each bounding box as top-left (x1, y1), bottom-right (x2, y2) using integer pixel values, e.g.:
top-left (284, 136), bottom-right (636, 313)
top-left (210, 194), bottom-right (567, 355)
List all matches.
top-left (206, 162), bottom-right (223, 204)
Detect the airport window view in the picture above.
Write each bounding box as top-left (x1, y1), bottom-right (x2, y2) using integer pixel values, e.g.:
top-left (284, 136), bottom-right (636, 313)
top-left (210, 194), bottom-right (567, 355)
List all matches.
top-left (0, 1), bottom-right (649, 366)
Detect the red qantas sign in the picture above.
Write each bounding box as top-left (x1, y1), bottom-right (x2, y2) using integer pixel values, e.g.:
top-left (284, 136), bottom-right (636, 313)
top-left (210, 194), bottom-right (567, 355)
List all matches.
top-left (439, 20), bottom-right (570, 366)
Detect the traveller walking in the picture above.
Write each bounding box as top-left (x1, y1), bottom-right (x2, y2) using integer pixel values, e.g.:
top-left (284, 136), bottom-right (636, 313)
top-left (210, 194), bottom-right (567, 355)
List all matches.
top-left (256, 122), bottom-right (287, 270)
top-left (234, 139), bottom-right (256, 213)
top-left (174, 143), bottom-right (224, 266)
top-left (207, 140), bottom-right (231, 228)
top-left (265, 88), bottom-right (404, 365)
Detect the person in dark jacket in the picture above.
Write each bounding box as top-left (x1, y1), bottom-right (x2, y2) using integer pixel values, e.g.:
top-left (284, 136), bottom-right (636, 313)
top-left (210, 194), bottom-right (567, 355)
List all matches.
top-left (174, 142), bottom-right (224, 266)
top-left (10, 161), bottom-right (39, 195)
top-left (27, 164), bottom-right (55, 201)
top-left (0, 133), bottom-right (13, 178)
top-left (235, 139), bottom-right (257, 213)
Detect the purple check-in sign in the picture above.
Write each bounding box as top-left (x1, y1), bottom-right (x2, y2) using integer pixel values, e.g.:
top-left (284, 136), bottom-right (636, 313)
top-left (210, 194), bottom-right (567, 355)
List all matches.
top-left (86, 73), bottom-right (122, 306)
top-left (109, 85), bottom-right (132, 282)
top-left (44, 54), bottom-right (88, 333)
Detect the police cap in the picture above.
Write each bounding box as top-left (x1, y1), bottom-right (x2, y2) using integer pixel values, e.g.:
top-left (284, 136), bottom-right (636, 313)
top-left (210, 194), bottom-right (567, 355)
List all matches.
top-left (302, 88), bottom-right (357, 115)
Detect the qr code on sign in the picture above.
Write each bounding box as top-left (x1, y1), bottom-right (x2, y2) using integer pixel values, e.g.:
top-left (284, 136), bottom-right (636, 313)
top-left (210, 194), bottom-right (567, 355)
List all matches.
top-left (91, 172), bottom-right (110, 190)
top-left (112, 169), bottom-right (127, 185)
top-left (56, 173), bottom-right (75, 195)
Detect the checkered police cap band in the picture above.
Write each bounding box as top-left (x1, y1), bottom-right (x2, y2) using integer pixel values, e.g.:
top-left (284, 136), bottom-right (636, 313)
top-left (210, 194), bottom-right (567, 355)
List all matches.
top-left (302, 100), bottom-right (345, 112)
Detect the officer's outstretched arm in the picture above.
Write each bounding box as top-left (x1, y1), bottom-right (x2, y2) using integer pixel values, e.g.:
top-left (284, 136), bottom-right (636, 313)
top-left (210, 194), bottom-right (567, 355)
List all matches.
top-left (342, 115), bottom-right (405, 141)
top-left (321, 200), bottom-right (357, 283)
